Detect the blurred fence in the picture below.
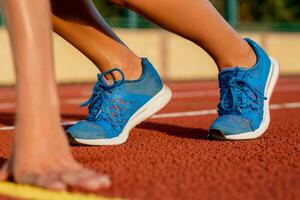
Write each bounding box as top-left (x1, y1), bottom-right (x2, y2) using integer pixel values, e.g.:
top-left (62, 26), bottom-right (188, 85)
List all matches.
top-left (0, 28), bottom-right (299, 85)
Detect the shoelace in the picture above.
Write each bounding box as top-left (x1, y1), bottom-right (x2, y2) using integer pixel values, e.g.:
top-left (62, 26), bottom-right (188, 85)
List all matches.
top-left (218, 67), bottom-right (267, 113)
top-left (81, 68), bottom-right (125, 121)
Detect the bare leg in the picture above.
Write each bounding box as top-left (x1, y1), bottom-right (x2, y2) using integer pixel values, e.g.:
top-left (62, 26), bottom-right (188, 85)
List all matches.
top-left (51, 0), bottom-right (142, 80)
top-left (53, 0), bottom-right (255, 71)
top-left (110, 0), bottom-right (256, 70)
top-left (0, 0), bottom-right (110, 190)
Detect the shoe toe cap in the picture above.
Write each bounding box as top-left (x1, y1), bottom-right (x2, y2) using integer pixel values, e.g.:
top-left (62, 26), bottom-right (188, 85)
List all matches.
top-left (209, 115), bottom-right (253, 136)
top-left (67, 120), bottom-right (110, 139)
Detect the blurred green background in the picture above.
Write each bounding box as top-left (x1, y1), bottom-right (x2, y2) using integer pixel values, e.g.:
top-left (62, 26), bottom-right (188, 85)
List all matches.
top-left (0, 0), bottom-right (299, 31)
top-left (91, 0), bottom-right (300, 31)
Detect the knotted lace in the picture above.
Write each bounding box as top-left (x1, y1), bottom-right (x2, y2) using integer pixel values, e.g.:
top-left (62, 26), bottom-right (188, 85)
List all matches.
top-left (218, 67), bottom-right (267, 114)
top-left (81, 68), bottom-right (125, 122)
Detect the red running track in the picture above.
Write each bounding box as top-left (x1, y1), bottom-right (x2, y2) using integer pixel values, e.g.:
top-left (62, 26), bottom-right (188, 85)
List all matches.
top-left (0, 77), bottom-right (299, 199)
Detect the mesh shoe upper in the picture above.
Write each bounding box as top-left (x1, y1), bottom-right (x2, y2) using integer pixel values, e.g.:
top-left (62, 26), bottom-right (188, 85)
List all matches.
top-left (67, 58), bottom-right (163, 139)
top-left (209, 38), bottom-right (272, 135)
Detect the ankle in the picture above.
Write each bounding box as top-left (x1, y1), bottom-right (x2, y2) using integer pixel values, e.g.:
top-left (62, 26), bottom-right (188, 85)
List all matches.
top-left (217, 41), bottom-right (257, 71)
top-left (121, 57), bottom-right (142, 80)
top-left (106, 56), bottom-right (142, 81)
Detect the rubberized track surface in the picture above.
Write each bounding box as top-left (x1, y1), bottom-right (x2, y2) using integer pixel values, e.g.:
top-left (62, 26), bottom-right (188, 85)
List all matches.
top-left (0, 77), bottom-right (299, 199)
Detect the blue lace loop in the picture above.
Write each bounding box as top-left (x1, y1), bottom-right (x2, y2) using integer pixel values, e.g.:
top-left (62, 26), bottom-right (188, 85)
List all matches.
top-left (219, 67), bottom-right (267, 113)
top-left (80, 68), bottom-right (125, 120)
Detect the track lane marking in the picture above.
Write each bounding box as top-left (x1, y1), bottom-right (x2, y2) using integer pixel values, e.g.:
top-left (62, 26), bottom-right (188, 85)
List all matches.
top-left (152, 102), bottom-right (300, 119)
top-left (171, 84), bottom-right (300, 98)
top-left (0, 84), bottom-right (300, 109)
top-left (1, 102), bottom-right (300, 131)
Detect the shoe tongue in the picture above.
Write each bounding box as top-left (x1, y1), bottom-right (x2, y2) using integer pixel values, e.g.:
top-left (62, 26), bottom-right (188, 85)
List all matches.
top-left (218, 67), bottom-right (248, 111)
top-left (219, 68), bottom-right (235, 80)
top-left (218, 67), bottom-right (247, 86)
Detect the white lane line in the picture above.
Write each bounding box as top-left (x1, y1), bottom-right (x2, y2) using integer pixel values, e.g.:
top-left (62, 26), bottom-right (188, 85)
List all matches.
top-left (0, 98), bottom-right (88, 109)
top-left (78, 83), bottom-right (300, 99)
top-left (172, 84), bottom-right (300, 98)
top-left (269, 102), bottom-right (300, 109)
top-left (153, 102), bottom-right (300, 119)
top-left (46, 85), bottom-right (300, 104)
top-left (61, 99), bottom-right (86, 105)
top-left (173, 90), bottom-right (218, 98)
top-left (1, 83), bottom-right (300, 109)
top-left (1, 102), bottom-right (300, 131)
top-left (151, 109), bottom-right (217, 119)
top-left (0, 103), bottom-right (15, 109)
top-left (0, 84), bottom-right (300, 108)
top-left (2, 85), bottom-right (299, 109)
top-left (0, 126), bottom-right (14, 131)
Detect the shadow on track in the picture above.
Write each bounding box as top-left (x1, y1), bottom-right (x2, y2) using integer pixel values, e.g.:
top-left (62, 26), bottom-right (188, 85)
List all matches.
top-left (137, 121), bottom-right (208, 139)
top-left (0, 112), bottom-right (15, 126)
top-left (59, 113), bottom-right (209, 140)
top-left (0, 157), bottom-right (7, 167)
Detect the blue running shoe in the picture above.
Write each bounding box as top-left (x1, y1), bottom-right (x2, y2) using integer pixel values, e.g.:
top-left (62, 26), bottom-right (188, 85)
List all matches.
top-left (67, 58), bottom-right (172, 145)
top-left (208, 38), bottom-right (279, 140)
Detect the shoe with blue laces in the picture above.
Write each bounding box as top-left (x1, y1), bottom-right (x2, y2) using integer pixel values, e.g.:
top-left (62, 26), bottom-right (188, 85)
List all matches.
top-left (67, 58), bottom-right (172, 145)
top-left (208, 38), bottom-right (279, 140)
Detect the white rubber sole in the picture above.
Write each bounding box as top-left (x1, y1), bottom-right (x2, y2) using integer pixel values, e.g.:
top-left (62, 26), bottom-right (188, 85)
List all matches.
top-left (74, 85), bottom-right (172, 145)
top-left (210, 57), bottom-right (280, 140)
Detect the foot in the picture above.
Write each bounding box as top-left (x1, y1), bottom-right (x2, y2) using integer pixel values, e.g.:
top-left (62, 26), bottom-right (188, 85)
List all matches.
top-left (67, 58), bottom-right (172, 145)
top-left (208, 38), bottom-right (280, 140)
top-left (0, 125), bottom-right (110, 190)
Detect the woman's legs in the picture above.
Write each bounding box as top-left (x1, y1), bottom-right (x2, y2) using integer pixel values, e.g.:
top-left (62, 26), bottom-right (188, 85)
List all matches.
top-left (0, 0), bottom-right (110, 190)
top-left (51, 0), bottom-right (142, 80)
top-left (52, 0), bottom-right (256, 72)
top-left (111, 0), bottom-right (256, 70)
